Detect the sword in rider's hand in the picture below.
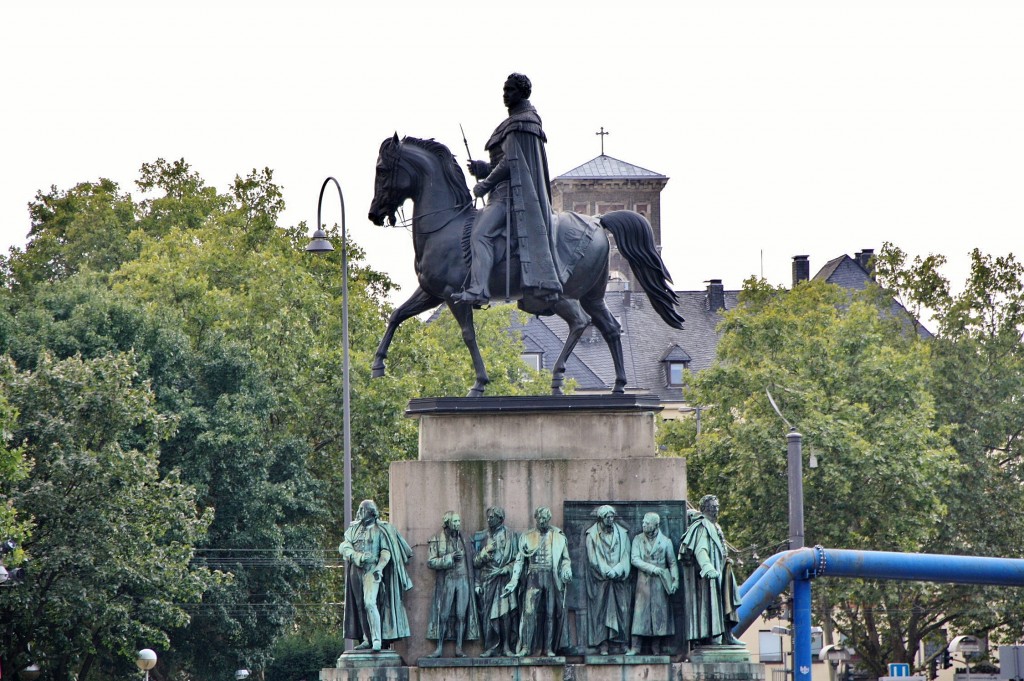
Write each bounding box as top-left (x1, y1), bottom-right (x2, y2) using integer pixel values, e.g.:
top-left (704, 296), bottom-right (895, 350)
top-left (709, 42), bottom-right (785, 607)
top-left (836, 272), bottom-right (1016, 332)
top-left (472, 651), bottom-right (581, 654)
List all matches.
top-left (460, 124), bottom-right (484, 206)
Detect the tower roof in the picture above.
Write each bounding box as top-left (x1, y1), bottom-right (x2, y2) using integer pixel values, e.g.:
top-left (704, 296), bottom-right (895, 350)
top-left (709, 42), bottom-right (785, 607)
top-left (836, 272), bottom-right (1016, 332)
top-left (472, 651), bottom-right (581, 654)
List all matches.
top-left (555, 155), bottom-right (668, 180)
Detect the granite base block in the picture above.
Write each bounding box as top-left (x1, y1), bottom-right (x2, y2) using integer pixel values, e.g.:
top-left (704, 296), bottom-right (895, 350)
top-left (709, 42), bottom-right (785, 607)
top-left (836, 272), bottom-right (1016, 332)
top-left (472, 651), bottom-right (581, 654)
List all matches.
top-left (584, 654), bottom-right (671, 665)
top-left (687, 645), bottom-right (752, 664)
top-left (322, 660), bottom-right (764, 681)
top-left (677, 661), bottom-right (765, 681)
top-left (417, 656), bottom-right (519, 668)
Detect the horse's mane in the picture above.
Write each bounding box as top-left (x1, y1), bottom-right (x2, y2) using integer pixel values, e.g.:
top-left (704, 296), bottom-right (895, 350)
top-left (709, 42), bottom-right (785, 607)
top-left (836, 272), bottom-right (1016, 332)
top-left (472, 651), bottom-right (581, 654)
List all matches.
top-left (402, 136), bottom-right (473, 205)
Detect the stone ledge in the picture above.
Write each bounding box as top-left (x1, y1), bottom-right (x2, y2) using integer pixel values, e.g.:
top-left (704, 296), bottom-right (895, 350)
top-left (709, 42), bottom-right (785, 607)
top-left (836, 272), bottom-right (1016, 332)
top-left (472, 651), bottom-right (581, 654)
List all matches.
top-left (322, 660), bottom-right (766, 681)
top-left (406, 394), bottom-right (664, 416)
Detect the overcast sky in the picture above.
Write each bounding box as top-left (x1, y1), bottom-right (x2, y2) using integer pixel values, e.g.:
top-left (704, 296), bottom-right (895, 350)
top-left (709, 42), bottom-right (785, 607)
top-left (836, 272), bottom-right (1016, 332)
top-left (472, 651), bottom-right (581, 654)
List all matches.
top-left (3, 1), bottom-right (1021, 302)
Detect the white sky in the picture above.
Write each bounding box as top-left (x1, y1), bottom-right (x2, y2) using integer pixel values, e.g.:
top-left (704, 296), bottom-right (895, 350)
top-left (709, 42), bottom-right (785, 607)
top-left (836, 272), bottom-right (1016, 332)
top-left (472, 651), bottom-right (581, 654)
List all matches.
top-left (3, 1), bottom-right (1022, 302)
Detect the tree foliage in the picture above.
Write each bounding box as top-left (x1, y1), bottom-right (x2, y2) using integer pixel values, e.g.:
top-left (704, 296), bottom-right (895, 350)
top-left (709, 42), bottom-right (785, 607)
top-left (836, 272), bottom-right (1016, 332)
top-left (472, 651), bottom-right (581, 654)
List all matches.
top-left (0, 157), bottom-right (546, 678)
top-left (0, 351), bottom-right (213, 681)
top-left (875, 244), bottom-right (1024, 643)
top-left (672, 277), bottom-right (961, 677)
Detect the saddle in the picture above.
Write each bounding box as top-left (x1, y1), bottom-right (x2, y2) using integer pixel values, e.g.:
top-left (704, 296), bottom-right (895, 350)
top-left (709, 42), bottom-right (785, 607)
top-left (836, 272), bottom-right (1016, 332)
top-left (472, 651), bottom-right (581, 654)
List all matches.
top-left (460, 210), bottom-right (600, 315)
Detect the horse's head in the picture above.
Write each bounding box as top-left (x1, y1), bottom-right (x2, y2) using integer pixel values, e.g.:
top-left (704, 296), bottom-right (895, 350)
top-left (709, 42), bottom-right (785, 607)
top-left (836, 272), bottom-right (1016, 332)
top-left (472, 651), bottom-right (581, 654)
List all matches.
top-left (368, 133), bottom-right (409, 226)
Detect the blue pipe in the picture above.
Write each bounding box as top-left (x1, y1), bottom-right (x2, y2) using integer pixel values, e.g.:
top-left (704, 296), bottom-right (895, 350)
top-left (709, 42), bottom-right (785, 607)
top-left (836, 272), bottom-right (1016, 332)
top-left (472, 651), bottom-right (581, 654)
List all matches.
top-left (793, 578), bottom-right (813, 681)
top-left (734, 548), bottom-right (1024, 681)
top-left (739, 549), bottom-right (789, 598)
top-left (736, 547), bottom-right (1024, 635)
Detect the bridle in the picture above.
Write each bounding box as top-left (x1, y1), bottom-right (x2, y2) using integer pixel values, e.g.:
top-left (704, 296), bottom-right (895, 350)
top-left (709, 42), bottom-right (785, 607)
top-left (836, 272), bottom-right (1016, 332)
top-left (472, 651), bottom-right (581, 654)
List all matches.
top-left (379, 138), bottom-right (473, 234)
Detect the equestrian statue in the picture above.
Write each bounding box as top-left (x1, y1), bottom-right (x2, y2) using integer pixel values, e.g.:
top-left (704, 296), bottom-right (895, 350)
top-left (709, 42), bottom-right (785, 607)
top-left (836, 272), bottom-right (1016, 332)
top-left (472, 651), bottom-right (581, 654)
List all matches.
top-left (367, 74), bottom-right (684, 397)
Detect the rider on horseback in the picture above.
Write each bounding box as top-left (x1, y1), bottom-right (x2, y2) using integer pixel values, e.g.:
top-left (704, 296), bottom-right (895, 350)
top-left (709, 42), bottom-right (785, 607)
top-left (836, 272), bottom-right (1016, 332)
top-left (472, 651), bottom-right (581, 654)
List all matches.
top-left (452, 73), bottom-right (562, 308)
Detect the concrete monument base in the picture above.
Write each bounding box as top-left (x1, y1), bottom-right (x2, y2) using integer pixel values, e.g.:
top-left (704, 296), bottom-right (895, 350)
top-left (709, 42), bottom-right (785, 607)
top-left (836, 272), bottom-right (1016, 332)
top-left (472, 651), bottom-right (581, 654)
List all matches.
top-left (687, 644), bottom-right (751, 664)
top-left (321, 650), bottom-right (408, 681)
top-left (678, 660), bottom-right (764, 681)
top-left (323, 660), bottom-right (765, 681)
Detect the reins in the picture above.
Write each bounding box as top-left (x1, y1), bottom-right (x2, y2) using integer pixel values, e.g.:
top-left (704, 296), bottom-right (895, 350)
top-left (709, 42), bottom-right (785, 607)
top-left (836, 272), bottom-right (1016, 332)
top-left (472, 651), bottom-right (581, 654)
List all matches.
top-left (383, 139), bottom-right (474, 234)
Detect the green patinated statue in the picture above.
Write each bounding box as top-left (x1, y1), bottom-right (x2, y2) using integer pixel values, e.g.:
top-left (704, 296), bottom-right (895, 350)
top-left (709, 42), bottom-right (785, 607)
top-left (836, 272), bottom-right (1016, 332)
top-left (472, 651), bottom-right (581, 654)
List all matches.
top-left (679, 495), bottom-right (743, 646)
top-left (425, 511), bottom-right (481, 658)
top-left (473, 506), bottom-right (519, 657)
top-left (502, 506), bottom-right (572, 657)
top-left (583, 504), bottom-right (633, 655)
top-left (628, 511), bottom-right (679, 655)
top-left (338, 499), bottom-right (414, 651)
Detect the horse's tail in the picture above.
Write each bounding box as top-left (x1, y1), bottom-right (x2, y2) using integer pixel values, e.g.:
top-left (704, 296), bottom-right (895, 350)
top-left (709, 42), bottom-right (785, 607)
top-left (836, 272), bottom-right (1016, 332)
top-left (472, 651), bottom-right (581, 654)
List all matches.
top-left (598, 210), bottom-right (685, 329)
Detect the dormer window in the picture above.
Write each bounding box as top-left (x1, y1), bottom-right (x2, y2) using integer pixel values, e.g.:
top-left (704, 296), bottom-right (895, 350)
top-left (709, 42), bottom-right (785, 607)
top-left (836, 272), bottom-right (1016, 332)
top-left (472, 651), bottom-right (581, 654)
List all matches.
top-left (521, 352), bottom-right (543, 372)
top-left (661, 344), bottom-right (691, 387)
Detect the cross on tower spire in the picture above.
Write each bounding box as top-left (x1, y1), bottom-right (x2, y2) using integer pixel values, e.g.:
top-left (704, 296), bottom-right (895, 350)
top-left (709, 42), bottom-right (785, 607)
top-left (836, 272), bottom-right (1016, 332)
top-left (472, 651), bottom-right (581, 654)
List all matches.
top-left (595, 126), bottom-right (609, 156)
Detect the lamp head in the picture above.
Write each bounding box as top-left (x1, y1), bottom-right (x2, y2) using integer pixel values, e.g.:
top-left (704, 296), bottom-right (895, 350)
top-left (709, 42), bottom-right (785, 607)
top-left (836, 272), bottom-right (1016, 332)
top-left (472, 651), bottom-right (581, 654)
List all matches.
top-left (136, 649), bottom-right (157, 671)
top-left (305, 228), bottom-right (335, 253)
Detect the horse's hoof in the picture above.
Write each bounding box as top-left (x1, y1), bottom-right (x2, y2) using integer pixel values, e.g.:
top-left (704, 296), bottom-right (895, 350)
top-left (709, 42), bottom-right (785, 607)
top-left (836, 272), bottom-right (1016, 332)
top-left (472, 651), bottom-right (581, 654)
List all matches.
top-left (551, 387), bottom-right (563, 396)
top-left (466, 388), bottom-right (485, 398)
top-left (371, 365), bottom-right (385, 378)
top-left (612, 384), bottom-right (626, 394)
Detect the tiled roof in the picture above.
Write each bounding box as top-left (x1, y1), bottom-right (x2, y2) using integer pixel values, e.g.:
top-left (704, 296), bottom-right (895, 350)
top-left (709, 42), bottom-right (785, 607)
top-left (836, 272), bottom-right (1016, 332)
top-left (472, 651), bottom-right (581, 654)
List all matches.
top-left (428, 250), bottom-right (931, 402)
top-left (814, 254), bottom-right (933, 339)
top-left (518, 251), bottom-right (932, 401)
top-left (555, 155), bottom-right (668, 180)
top-left (520, 287), bottom-right (735, 401)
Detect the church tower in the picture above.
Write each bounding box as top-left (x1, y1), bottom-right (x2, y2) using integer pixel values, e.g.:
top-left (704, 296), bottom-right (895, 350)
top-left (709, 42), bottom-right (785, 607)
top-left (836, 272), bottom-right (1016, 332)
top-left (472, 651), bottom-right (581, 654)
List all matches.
top-left (551, 145), bottom-right (669, 289)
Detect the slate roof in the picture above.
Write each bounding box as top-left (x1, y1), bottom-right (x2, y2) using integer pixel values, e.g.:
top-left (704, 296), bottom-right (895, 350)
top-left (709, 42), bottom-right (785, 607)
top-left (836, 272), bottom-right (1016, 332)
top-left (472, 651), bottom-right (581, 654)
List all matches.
top-left (515, 251), bottom-right (932, 400)
top-left (814, 254), bottom-right (933, 339)
top-left (518, 286), bottom-right (736, 401)
top-left (555, 155), bottom-right (668, 181)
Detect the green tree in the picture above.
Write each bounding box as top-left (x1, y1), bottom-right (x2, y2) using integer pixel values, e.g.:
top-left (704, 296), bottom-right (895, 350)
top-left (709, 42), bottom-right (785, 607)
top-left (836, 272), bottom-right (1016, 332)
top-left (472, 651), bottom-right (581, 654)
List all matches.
top-left (675, 277), bottom-right (958, 677)
top-left (0, 389), bottom-right (31, 562)
top-left (0, 351), bottom-right (213, 681)
top-left (875, 244), bottom-right (1024, 643)
top-left (0, 157), bottom-right (550, 674)
top-left (1, 179), bottom-right (138, 292)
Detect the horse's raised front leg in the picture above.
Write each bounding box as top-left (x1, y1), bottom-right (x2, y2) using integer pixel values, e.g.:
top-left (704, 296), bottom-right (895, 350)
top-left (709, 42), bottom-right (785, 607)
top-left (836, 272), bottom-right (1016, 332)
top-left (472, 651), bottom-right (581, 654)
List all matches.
top-left (581, 296), bottom-right (625, 393)
top-left (550, 298), bottom-right (592, 396)
top-left (372, 287), bottom-right (444, 378)
top-left (446, 300), bottom-right (490, 397)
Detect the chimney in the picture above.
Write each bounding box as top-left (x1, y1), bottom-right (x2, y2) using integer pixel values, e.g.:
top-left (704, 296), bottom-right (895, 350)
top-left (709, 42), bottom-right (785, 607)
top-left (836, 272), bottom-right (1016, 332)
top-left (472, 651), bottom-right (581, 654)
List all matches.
top-left (855, 249), bottom-right (875, 275)
top-left (706, 279), bottom-right (725, 313)
top-left (792, 255), bottom-right (810, 286)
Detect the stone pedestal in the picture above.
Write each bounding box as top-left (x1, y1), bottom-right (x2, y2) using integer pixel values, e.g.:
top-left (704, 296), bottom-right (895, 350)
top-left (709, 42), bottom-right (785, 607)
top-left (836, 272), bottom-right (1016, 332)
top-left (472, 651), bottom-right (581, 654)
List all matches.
top-left (321, 650), bottom-right (408, 681)
top-left (391, 395), bottom-right (687, 663)
top-left (323, 660), bottom-right (764, 681)
top-left (323, 394), bottom-right (761, 681)
top-left (677, 660), bottom-right (764, 681)
top-left (687, 645), bottom-right (752, 664)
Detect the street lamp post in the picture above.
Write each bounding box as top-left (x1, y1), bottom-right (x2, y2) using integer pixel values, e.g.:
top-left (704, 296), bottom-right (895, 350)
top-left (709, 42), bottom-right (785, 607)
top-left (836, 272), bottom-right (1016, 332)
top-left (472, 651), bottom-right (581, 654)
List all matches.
top-left (786, 429), bottom-right (813, 681)
top-left (305, 177), bottom-right (353, 530)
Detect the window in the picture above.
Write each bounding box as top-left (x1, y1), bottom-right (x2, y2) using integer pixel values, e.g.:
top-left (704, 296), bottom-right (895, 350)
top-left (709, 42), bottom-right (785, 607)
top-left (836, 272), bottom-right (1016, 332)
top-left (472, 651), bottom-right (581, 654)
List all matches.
top-left (759, 631), bottom-right (784, 664)
top-left (811, 627), bottom-right (823, 657)
top-left (597, 202), bottom-right (625, 214)
top-left (521, 352), bottom-right (542, 371)
top-left (573, 202), bottom-right (590, 214)
top-left (668, 362), bottom-right (687, 386)
top-left (661, 344), bottom-right (692, 387)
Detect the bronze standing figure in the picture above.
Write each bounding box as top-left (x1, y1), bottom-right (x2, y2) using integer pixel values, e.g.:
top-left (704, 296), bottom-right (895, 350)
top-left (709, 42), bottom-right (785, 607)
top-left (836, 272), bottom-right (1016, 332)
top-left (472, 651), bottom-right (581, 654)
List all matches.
top-left (426, 511), bottom-right (481, 657)
top-left (502, 507), bottom-right (572, 657)
top-left (679, 495), bottom-right (743, 646)
top-left (628, 512), bottom-right (679, 655)
top-left (583, 505), bottom-right (633, 655)
top-left (338, 500), bottom-right (414, 651)
top-left (473, 506), bottom-right (519, 657)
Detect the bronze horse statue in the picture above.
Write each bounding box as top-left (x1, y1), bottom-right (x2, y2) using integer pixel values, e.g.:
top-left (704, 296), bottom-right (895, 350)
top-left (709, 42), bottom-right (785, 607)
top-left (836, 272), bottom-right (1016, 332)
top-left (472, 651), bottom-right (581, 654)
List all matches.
top-left (367, 134), bottom-right (684, 397)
